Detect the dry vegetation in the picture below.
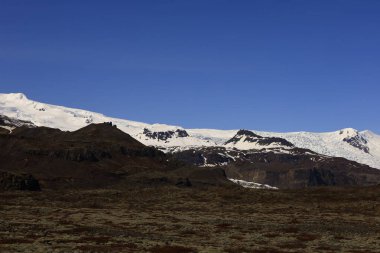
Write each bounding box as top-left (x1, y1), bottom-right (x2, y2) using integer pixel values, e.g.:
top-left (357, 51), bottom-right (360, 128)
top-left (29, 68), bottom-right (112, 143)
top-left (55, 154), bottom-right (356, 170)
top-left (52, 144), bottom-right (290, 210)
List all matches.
top-left (1, 185), bottom-right (380, 252)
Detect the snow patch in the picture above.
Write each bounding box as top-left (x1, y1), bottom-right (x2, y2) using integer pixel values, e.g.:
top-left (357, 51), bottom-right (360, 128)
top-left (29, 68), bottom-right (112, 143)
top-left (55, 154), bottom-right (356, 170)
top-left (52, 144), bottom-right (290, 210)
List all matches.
top-left (228, 178), bottom-right (278, 189)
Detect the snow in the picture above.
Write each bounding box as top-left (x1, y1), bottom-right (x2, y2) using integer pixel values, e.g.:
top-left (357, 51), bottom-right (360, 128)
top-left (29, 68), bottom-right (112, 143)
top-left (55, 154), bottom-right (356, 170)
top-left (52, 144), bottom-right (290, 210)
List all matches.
top-left (223, 152), bottom-right (236, 161)
top-left (1, 92), bottom-right (379, 169)
top-left (253, 129), bottom-right (380, 170)
top-left (0, 126), bottom-right (13, 133)
top-left (186, 128), bottom-right (237, 145)
top-left (228, 178), bottom-right (278, 189)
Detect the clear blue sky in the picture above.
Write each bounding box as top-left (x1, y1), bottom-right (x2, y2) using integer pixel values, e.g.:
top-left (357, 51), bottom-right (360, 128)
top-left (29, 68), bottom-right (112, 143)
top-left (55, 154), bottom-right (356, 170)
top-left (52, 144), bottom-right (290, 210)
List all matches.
top-left (0, 0), bottom-right (379, 133)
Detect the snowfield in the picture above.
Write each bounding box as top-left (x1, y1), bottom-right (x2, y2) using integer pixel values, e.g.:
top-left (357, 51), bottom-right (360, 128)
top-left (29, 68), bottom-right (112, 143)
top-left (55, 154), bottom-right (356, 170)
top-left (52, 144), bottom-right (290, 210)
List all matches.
top-left (1, 92), bottom-right (379, 169)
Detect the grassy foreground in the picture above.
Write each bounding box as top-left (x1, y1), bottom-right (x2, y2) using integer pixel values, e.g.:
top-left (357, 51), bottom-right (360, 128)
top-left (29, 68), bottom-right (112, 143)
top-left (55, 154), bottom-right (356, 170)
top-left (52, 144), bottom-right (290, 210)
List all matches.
top-left (1, 185), bottom-right (380, 253)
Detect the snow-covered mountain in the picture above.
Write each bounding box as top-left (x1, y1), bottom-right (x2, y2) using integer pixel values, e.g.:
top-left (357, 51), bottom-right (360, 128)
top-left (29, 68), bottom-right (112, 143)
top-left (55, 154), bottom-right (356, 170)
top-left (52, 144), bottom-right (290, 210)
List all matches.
top-left (1, 92), bottom-right (379, 169)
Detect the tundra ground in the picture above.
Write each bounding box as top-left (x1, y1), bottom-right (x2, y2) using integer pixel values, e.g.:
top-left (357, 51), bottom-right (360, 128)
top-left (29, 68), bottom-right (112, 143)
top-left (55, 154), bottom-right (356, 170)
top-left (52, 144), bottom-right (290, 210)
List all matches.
top-left (1, 185), bottom-right (380, 253)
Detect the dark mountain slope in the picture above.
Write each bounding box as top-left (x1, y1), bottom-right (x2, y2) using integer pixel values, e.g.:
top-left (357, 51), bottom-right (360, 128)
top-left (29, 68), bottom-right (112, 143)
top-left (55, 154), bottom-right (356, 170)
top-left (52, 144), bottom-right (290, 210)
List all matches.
top-left (172, 147), bottom-right (380, 189)
top-left (0, 123), bottom-right (231, 190)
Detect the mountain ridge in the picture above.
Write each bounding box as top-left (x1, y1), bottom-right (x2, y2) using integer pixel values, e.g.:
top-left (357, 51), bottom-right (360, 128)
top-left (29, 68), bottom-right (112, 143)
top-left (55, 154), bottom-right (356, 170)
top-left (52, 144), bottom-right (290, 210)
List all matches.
top-left (1, 92), bottom-right (379, 169)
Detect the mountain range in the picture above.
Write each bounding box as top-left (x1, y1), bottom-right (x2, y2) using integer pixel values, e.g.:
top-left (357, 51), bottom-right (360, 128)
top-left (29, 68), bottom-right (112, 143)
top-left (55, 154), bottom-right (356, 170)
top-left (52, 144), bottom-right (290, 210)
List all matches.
top-left (1, 92), bottom-right (379, 169)
top-left (1, 92), bottom-right (380, 190)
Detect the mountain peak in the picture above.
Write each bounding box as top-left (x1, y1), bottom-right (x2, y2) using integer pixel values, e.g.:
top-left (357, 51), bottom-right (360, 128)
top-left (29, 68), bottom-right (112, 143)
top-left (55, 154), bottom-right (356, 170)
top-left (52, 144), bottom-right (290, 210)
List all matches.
top-left (338, 128), bottom-right (359, 138)
top-left (236, 129), bottom-right (262, 138)
top-left (225, 129), bottom-right (293, 149)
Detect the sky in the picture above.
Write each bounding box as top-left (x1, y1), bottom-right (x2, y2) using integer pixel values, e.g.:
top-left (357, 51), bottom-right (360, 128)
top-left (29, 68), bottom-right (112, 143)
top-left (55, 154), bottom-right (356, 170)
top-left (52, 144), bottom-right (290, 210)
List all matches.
top-left (0, 0), bottom-right (379, 133)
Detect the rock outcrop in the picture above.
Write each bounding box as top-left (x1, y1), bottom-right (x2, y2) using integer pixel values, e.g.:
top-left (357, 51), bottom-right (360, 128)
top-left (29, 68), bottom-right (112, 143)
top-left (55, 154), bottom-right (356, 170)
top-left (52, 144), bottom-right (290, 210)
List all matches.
top-left (0, 171), bottom-right (40, 191)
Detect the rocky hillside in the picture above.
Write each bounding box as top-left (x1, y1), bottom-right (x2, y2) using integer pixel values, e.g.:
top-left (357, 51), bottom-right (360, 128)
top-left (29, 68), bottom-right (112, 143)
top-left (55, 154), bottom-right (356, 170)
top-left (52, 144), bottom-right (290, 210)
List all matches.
top-left (0, 123), bottom-right (231, 190)
top-left (0, 114), bottom-right (35, 133)
top-left (171, 146), bottom-right (380, 189)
